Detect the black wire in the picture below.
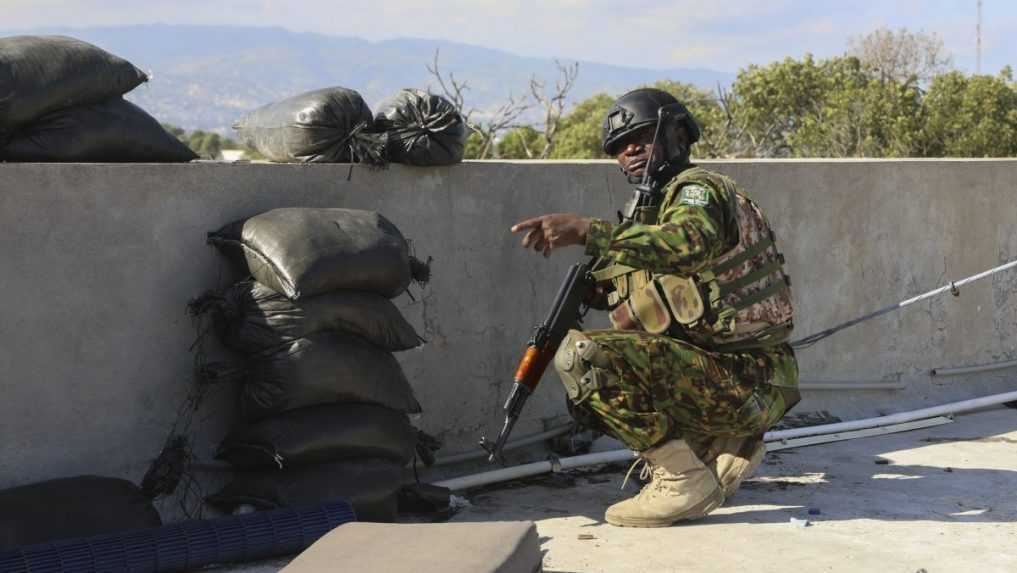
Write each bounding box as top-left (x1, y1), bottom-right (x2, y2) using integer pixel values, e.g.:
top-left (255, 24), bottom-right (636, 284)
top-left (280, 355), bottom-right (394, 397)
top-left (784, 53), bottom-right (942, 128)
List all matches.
top-left (790, 303), bottom-right (901, 349)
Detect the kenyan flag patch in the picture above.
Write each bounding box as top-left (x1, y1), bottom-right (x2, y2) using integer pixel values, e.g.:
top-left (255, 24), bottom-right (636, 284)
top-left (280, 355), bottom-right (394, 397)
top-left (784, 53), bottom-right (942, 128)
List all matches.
top-left (678, 184), bottom-right (711, 207)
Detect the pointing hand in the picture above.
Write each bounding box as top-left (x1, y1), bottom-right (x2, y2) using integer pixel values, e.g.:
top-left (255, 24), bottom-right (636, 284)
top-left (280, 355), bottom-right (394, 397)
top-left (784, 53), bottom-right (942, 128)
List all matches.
top-left (511, 213), bottom-right (592, 257)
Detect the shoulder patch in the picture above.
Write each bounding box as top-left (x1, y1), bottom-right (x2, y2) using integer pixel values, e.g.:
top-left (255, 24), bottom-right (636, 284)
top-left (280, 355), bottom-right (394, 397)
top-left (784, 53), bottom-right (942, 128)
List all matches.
top-left (678, 184), bottom-right (711, 207)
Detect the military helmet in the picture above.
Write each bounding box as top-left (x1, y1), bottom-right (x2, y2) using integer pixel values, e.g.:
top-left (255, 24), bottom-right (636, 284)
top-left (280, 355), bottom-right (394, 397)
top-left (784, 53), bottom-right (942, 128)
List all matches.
top-left (602, 88), bottom-right (701, 156)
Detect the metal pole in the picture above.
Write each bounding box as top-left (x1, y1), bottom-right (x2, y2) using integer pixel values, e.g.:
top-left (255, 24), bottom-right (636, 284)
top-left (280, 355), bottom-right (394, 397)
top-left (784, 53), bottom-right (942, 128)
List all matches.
top-left (792, 258), bottom-right (1017, 349)
top-left (977, 0), bottom-right (983, 74)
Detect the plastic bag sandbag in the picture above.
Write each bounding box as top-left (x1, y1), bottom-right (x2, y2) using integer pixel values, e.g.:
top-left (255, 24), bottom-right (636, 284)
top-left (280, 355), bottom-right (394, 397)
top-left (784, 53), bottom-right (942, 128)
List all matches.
top-left (203, 332), bottom-right (421, 421)
top-left (374, 89), bottom-right (467, 166)
top-left (233, 86), bottom-right (385, 164)
top-left (217, 403), bottom-right (417, 470)
top-left (207, 208), bottom-right (413, 300)
top-left (191, 280), bottom-right (422, 354)
top-left (0, 35), bottom-right (148, 141)
top-left (0, 98), bottom-right (197, 162)
top-left (0, 476), bottom-right (161, 550)
top-left (207, 459), bottom-right (404, 522)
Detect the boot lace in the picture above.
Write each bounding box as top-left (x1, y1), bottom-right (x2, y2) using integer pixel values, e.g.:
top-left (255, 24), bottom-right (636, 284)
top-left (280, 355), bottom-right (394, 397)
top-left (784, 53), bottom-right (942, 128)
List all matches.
top-left (620, 457), bottom-right (655, 491)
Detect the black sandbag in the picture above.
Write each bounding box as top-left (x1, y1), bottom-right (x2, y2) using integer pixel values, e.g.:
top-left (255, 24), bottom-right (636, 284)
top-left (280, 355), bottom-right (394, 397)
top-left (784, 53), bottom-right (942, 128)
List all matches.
top-left (0, 35), bottom-right (148, 141)
top-left (238, 332), bottom-right (421, 421)
top-left (374, 89), bottom-right (467, 166)
top-left (207, 459), bottom-right (404, 522)
top-left (207, 208), bottom-right (412, 300)
top-left (233, 86), bottom-right (385, 164)
top-left (0, 476), bottom-right (161, 550)
top-left (196, 279), bottom-right (422, 354)
top-left (397, 483), bottom-right (452, 516)
top-left (217, 403), bottom-right (418, 470)
top-left (0, 97), bottom-right (198, 162)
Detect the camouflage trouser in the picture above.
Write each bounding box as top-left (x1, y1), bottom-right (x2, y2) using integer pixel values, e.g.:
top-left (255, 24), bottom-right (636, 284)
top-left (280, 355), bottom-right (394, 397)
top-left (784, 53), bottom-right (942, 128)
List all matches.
top-left (554, 329), bottom-right (799, 452)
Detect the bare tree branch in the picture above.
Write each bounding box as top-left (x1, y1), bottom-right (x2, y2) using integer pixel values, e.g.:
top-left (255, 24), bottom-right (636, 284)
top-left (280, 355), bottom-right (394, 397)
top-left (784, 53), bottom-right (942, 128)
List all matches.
top-left (427, 48), bottom-right (473, 126)
top-left (426, 48), bottom-right (532, 159)
top-left (714, 82), bottom-right (786, 158)
top-left (477, 94), bottom-right (531, 158)
top-left (529, 60), bottom-right (579, 158)
top-left (848, 26), bottom-right (953, 84)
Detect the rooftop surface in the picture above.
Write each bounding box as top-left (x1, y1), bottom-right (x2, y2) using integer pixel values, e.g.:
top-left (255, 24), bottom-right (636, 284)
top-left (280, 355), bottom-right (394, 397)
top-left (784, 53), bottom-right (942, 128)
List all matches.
top-left (217, 407), bottom-right (1017, 573)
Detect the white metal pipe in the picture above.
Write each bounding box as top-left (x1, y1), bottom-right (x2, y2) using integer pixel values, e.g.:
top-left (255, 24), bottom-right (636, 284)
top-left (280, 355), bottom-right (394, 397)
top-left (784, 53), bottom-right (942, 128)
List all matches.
top-left (435, 450), bottom-right (635, 491)
top-left (798, 380), bottom-right (905, 391)
top-left (930, 359), bottom-right (1017, 377)
top-left (766, 417), bottom-right (953, 451)
top-left (557, 449), bottom-right (636, 469)
top-left (764, 389), bottom-right (1017, 441)
top-left (435, 390), bottom-right (1017, 491)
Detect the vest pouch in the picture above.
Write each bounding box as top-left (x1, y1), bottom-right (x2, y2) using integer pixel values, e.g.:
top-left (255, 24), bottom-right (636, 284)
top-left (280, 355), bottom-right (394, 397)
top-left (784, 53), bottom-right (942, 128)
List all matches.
top-left (629, 269), bottom-right (651, 291)
top-left (613, 273), bottom-right (630, 299)
top-left (608, 300), bottom-right (642, 330)
top-left (606, 290), bottom-right (621, 307)
top-left (656, 275), bottom-right (705, 326)
top-left (628, 280), bottom-right (672, 335)
top-left (607, 271), bottom-right (640, 330)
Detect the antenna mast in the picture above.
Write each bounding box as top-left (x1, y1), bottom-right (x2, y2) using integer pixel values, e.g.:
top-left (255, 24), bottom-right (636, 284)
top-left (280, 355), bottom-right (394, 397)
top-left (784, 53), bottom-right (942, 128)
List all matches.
top-left (977, 0), bottom-right (983, 74)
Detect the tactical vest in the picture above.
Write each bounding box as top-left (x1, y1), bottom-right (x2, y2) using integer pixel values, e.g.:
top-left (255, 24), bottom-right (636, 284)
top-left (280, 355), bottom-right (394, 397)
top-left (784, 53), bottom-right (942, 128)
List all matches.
top-left (595, 167), bottom-right (794, 351)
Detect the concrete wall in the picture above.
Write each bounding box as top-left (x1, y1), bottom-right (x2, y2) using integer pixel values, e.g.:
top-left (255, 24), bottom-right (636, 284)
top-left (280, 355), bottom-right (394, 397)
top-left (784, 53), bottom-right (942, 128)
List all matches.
top-left (1, 160), bottom-right (1015, 496)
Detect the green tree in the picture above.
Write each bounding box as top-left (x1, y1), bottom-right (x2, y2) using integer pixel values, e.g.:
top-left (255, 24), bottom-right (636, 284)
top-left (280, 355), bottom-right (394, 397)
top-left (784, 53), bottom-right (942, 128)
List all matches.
top-left (729, 55), bottom-right (925, 158)
top-left (920, 67), bottom-right (1017, 157)
top-left (463, 131), bottom-right (486, 160)
top-left (549, 93), bottom-right (614, 159)
top-left (848, 26), bottom-right (953, 84)
top-left (497, 126), bottom-right (543, 159)
top-left (730, 55), bottom-right (831, 157)
top-left (162, 124), bottom-right (247, 159)
top-left (783, 57), bottom-right (923, 157)
top-left (161, 124), bottom-right (186, 139)
top-left (647, 80), bottom-right (728, 159)
top-left (194, 132), bottom-right (223, 158)
top-left (185, 129), bottom-right (207, 152)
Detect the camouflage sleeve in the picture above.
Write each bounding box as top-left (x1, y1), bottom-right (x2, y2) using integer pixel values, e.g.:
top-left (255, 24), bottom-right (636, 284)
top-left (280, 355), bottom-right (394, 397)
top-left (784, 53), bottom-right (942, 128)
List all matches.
top-left (584, 181), bottom-right (737, 274)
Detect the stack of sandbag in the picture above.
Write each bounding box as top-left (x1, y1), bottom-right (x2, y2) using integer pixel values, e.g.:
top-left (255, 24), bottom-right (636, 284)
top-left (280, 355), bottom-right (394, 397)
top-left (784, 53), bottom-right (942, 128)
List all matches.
top-left (373, 89), bottom-right (468, 166)
top-left (200, 208), bottom-right (430, 522)
top-left (232, 87), bottom-right (387, 165)
top-left (0, 476), bottom-right (161, 550)
top-left (0, 35), bottom-right (197, 162)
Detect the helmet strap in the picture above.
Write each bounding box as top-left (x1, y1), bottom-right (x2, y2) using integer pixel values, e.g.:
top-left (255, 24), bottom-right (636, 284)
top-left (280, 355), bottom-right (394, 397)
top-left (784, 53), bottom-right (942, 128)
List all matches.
top-left (647, 147), bottom-right (689, 186)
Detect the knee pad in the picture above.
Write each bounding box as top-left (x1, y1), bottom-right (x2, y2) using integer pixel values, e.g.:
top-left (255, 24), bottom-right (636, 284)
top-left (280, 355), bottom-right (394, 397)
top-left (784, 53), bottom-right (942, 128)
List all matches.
top-left (554, 330), bottom-right (615, 404)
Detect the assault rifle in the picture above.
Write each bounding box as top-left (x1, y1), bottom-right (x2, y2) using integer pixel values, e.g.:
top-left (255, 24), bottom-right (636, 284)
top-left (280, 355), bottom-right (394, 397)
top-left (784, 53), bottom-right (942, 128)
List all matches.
top-left (479, 258), bottom-right (598, 463)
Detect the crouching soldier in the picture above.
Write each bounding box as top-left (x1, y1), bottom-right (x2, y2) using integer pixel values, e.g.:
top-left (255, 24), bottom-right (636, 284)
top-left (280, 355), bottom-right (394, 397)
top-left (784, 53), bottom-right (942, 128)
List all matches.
top-left (511, 88), bottom-right (800, 527)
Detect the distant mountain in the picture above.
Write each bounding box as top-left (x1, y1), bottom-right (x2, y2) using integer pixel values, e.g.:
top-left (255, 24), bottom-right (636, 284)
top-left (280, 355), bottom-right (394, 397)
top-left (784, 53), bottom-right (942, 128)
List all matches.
top-left (0, 25), bottom-right (734, 133)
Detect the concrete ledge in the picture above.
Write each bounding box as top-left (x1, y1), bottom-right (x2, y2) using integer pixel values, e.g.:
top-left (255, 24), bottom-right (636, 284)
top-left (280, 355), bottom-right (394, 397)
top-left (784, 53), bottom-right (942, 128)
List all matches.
top-left (0, 160), bottom-right (1014, 496)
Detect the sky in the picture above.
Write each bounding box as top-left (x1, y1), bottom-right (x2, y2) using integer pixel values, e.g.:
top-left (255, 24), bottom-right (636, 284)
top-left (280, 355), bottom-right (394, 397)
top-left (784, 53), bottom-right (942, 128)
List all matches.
top-left (2, 0), bottom-right (1013, 74)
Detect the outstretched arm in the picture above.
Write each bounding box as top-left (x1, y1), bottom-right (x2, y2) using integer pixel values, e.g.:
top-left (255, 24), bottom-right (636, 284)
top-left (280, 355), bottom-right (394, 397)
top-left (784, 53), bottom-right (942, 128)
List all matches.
top-left (584, 183), bottom-right (737, 274)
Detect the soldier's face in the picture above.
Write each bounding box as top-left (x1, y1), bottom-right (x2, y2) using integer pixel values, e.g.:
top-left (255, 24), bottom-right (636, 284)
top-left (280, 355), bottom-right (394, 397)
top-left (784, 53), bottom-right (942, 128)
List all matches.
top-left (613, 125), bottom-right (659, 178)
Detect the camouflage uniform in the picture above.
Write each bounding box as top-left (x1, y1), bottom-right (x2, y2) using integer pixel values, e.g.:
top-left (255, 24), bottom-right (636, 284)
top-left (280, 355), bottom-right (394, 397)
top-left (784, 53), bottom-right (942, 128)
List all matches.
top-left (559, 166), bottom-right (799, 452)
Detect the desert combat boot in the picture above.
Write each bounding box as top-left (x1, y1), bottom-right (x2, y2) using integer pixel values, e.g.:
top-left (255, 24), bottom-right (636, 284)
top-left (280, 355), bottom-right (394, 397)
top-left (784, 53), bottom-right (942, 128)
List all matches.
top-left (693, 434), bottom-right (767, 498)
top-left (605, 439), bottom-right (725, 528)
